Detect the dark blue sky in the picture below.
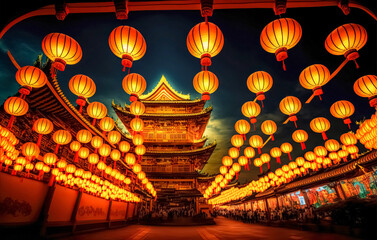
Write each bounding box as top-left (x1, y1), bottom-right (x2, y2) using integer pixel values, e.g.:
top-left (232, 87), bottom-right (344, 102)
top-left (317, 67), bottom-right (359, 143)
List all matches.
top-left (0, 6), bottom-right (376, 184)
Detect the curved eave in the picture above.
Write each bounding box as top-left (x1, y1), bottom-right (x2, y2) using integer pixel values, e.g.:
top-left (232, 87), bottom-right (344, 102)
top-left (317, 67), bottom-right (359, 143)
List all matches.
top-left (140, 99), bottom-right (204, 104)
top-left (145, 142), bottom-right (216, 156)
top-left (139, 75), bottom-right (190, 100)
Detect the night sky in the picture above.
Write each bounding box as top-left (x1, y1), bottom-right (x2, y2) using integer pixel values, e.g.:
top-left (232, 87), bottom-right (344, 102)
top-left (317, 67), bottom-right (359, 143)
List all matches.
top-left (0, 6), bottom-right (376, 184)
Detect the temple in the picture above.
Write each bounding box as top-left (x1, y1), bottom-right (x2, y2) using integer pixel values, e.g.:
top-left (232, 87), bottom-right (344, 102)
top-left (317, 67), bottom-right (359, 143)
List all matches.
top-left (113, 76), bottom-right (216, 211)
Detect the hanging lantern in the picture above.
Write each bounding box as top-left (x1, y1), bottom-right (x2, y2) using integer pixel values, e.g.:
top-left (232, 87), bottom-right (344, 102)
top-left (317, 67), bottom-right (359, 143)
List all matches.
top-left (53, 130), bottom-right (72, 154)
top-left (69, 75), bottom-right (96, 113)
top-left (219, 165), bottom-right (228, 175)
top-left (260, 153), bottom-right (271, 169)
top-left (98, 144), bottom-right (111, 161)
top-left (21, 142), bottom-right (40, 161)
top-left (234, 119), bottom-right (250, 140)
top-left (132, 134), bottom-right (144, 146)
top-left (337, 149), bottom-right (349, 162)
top-left (228, 147), bottom-right (239, 159)
top-left (299, 64), bottom-right (330, 103)
top-left (122, 73), bottom-right (147, 102)
top-left (260, 18), bottom-right (302, 70)
top-left (325, 139), bottom-right (340, 152)
top-left (270, 147), bottom-right (282, 164)
top-left (124, 177), bottom-right (131, 185)
top-left (231, 163), bottom-right (241, 179)
top-left (88, 153), bottom-right (99, 171)
top-left (78, 147), bottom-right (89, 159)
top-left (238, 156), bottom-right (249, 170)
top-left (253, 158), bottom-right (263, 173)
top-left (280, 96), bottom-right (301, 128)
top-left (310, 117), bottom-right (330, 141)
top-left (244, 147), bottom-right (255, 161)
top-left (330, 100), bottom-right (355, 129)
top-left (99, 117), bottom-right (115, 134)
top-left (4, 97), bottom-right (28, 130)
top-left (96, 161), bottom-right (106, 175)
top-left (249, 135), bottom-right (263, 154)
top-left (42, 33), bottom-right (82, 77)
top-left (135, 145), bottom-right (146, 162)
top-left (108, 26), bottom-right (146, 72)
top-left (137, 171), bottom-right (146, 180)
top-left (76, 129), bottom-right (92, 144)
top-left (304, 151), bottom-right (316, 162)
top-left (314, 146), bottom-right (328, 158)
top-left (222, 156), bottom-right (233, 167)
top-left (241, 101), bottom-right (261, 129)
top-left (292, 129), bottom-right (308, 150)
top-left (15, 66), bottom-right (47, 99)
top-left (70, 141), bottom-right (81, 162)
top-left (107, 131), bottom-right (121, 145)
top-left (280, 142), bottom-right (293, 160)
top-left (133, 163), bottom-right (142, 174)
top-left (118, 141), bottom-right (130, 156)
top-left (125, 153), bottom-right (136, 166)
top-left (187, 22), bottom-right (224, 68)
top-left (347, 145), bottom-right (359, 159)
top-left (33, 118), bottom-right (53, 147)
top-left (130, 101), bottom-right (145, 117)
top-left (354, 75), bottom-right (377, 108)
top-left (247, 71), bottom-right (273, 107)
top-left (110, 149), bottom-right (121, 167)
top-left (231, 135), bottom-right (244, 149)
top-left (325, 23), bottom-right (367, 68)
top-left (193, 70), bottom-right (219, 100)
top-left (130, 118), bottom-right (144, 134)
top-left (295, 157), bottom-right (305, 167)
top-left (340, 132), bottom-right (357, 147)
top-left (87, 102), bottom-right (107, 125)
top-left (261, 120), bottom-right (277, 141)
top-left (91, 136), bottom-right (103, 153)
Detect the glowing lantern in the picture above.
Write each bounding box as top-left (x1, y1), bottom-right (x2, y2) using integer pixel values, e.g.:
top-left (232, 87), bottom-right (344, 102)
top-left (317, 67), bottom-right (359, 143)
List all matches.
top-left (133, 163), bottom-right (142, 174)
top-left (187, 22), bottom-right (224, 68)
top-left (235, 119), bottom-right (250, 140)
top-left (238, 156), bottom-right (248, 170)
top-left (249, 135), bottom-right (263, 154)
top-left (122, 73), bottom-right (147, 102)
top-left (354, 75), bottom-right (377, 108)
top-left (347, 145), bottom-right (359, 159)
top-left (125, 153), bottom-right (136, 166)
top-left (280, 96), bottom-right (301, 128)
top-left (246, 71), bottom-right (273, 107)
top-left (231, 163), bottom-right (241, 179)
top-left (99, 144), bottom-right (111, 160)
top-left (91, 136), bottom-right (103, 153)
top-left (69, 75), bottom-right (96, 113)
top-left (53, 130), bottom-right (72, 153)
top-left (260, 153), bottom-right (271, 169)
top-left (42, 33), bottom-right (82, 76)
top-left (330, 100), bottom-right (355, 129)
top-left (21, 142), bottom-right (40, 161)
top-left (288, 161), bottom-right (297, 170)
top-left (292, 129), bottom-right (308, 150)
top-left (338, 149), bottom-right (349, 162)
top-left (133, 134), bottom-right (144, 146)
top-left (193, 70), bottom-right (219, 101)
top-left (244, 147), bottom-right (255, 161)
top-left (299, 64), bottom-right (330, 103)
top-left (270, 147), bottom-right (282, 164)
top-left (87, 102), bottom-right (107, 125)
top-left (295, 157), bottom-right (305, 167)
top-left (219, 165), bottom-right (228, 175)
top-left (88, 153), bottom-right (99, 170)
top-left (76, 129), bottom-right (92, 144)
top-left (137, 171), bottom-right (146, 180)
top-left (261, 120), bottom-right (277, 141)
top-left (222, 156), bottom-right (233, 167)
top-left (110, 149), bottom-right (121, 167)
top-left (135, 145), bottom-right (146, 162)
top-left (15, 66), bottom-right (47, 98)
top-left (231, 135), bottom-right (244, 149)
top-left (130, 118), bottom-right (144, 134)
top-left (69, 140), bottom-right (81, 162)
top-left (280, 142), bottom-right (293, 160)
top-left (107, 131), bottom-right (121, 145)
top-left (254, 158), bottom-right (263, 173)
top-left (325, 23), bottom-right (367, 68)
top-left (130, 101), bottom-right (145, 117)
top-left (33, 118), bottom-right (53, 147)
top-left (229, 147), bottom-right (239, 159)
top-left (304, 151), bottom-right (316, 162)
top-left (74, 168), bottom-right (84, 178)
top-left (99, 117), bottom-right (115, 133)
top-left (97, 161), bottom-right (106, 174)
top-left (241, 101), bottom-right (261, 129)
top-left (314, 146), bottom-right (327, 158)
top-left (78, 147), bottom-right (89, 159)
top-left (340, 133), bottom-right (357, 147)
top-left (43, 153), bottom-right (57, 166)
top-left (66, 164), bottom-right (76, 175)
top-left (325, 139), bottom-right (340, 153)
top-left (124, 177), bottom-right (131, 185)
top-left (310, 117), bottom-right (330, 141)
top-left (24, 163), bottom-right (34, 177)
top-left (118, 141), bottom-right (130, 156)
top-left (260, 18), bottom-right (302, 70)
top-left (4, 97), bottom-right (28, 130)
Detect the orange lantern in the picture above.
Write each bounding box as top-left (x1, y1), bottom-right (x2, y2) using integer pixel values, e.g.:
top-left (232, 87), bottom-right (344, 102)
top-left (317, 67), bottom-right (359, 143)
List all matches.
top-left (76, 129), bottom-right (92, 144)
top-left (247, 71), bottom-right (273, 107)
top-left (43, 153), bottom-right (57, 166)
top-left (354, 75), bottom-right (377, 108)
top-left (87, 102), bottom-right (107, 125)
top-left (107, 131), bottom-right (121, 145)
top-left (314, 146), bottom-right (327, 158)
top-left (99, 117), bottom-right (115, 134)
top-left (33, 118), bottom-right (53, 147)
top-left (135, 145), bottom-right (146, 162)
top-left (124, 177), bottom-right (131, 185)
top-left (325, 139), bottom-right (340, 153)
top-left (231, 135), bottom-right (244, 149)
top-left (187, 22), bottom-right (224, 68)
top-left (137, 171), bottom-right (146, 180)
top-left (241, 101), bottom-right (261, 129)
top-left (53, 130), bottom-right (72, 154)
top-left (69, 74), bottom-right (96, 113)
top-left (130, 118), bottom-right (144, 134)
top-left (260, 153), bottom-right (271, 169)
top-left (337, 149), bottom-right (349, 162)
top-left (219, 165), bottom-right (228, 175)
top-left (228, 147), bottom-right (239, 159)
top-left (91, 136), bottom-right (103, 153)
top-left (260, 18), bottom-right (302, 70)
top-left (110, 149), bottom-right (121, 167)
top-left (299, 64), bottom-right (330, 103)
top-left (15, 66), bottom-right (47, 98)
top-left (222, 156), bottom-right (233, 167)
top-left (270, 147), bottom-right (282, 164)
top-left (21, 142), bottom-right (40, 161)
top-left (66, 164), bottom-right (76, 174)
top-left (232, 163), bottom-right (241, 179)
top-left (244, 147), bottom-right (255, 160)
top-left (70, 140), bottom-right (81, 162)
top-left (295, 157), bottom-right (305, 167)
top-left (238, 156), bottom-right (249, 170)
top-left (249, 135), bottom-right (263, 154)
top-left (4, 96), bottom-right (28, 130)
top-left (88, 153), bottom-right (99, 171)
top-left (261, 120), bottom-right (277, 141)
top-left (10, 164), bottom-right (22, 175)
top-left (193, 70), bottom-right (219, 100)
top-left (133, 134), bottom-right (144, 146)
top-left (304, 151), bottom-right (316, 162)
top-left (280, 142), bottom-right (293, 160)
top-left (96, 161), bottom-right (106, 175)
top-left (292, 129), bottom-right (308, 150)
top-left (122, 73), bottom-right (147, 102)
top-left (125, 153), bottom-right (136, 166)
top-left (130, 101), bottom-right (145, 117)
top-left (253, 158), bottom-right (263, 173)
top-left (280, 96), bottom-right (301, 128)
top-left (132, 163), bottom-right (142, 174)
top-left (99, 144), bottom-right (111, 161)
top-left (347, 145), bottom-right (359, 159)
top-left (310, 117), bottom-right (330, 141)
top-left (235, 119), bottom-right (250, 140)
top-left (42, 33), bottom-right (82, 77)
top-left (119, 141), bottom-right (130, 156)
top-left (340, 132), bottom-right (357, 147)
top-left (330, 100), bottom-right (355, 129)
top-left (78, 147), bottom-right (90, 159)
top-left (325, 23), bottom-right (367, 68)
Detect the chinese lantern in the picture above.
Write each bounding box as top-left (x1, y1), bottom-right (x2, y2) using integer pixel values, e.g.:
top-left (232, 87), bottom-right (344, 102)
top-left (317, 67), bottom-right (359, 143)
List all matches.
top-left (107, 131), bottom-right (121, 145)
top-left (299, 64), bottom-right (330, 103)
top-left (247, 71), bottom-right (273, 107)
top-left (25, 163), bottom-right (34, 178)
top-left (33, 118), bottom-right (53, 147)
top-left (135, 145), bottom-right (146, 162)
top-left (99, 117), bottom-right (115, 135)
top-left (108, 26), bottom-right (146, 72)
top-left (270, 147), bottom-right (282, 164)
top-left (235, 119), bottom-right (250, 140)
top-left (21, 142), bottom-right (40, 161)
top-left (238, 156), bottom-right (248, 170)
top-left (304, 151), bottom-right (316, 162)
top-left (354, 75), bottom-right (377, 108)
top-left (4, 97), bottom-right (28, 130)
top-left (70, 141), bottom-right (81, 162)
top-left (219, 165), bottom-right (228, 175)
top-left (66, 164), bottom-right (76, 175)
top-left (310, 117), bottom-right (330, 141)
top-left (260, 18), bottom-right (302, 70)
top-left (231, 163), bottom-right (241, 179)
top-left (314, 146), bottom-right (327, 159)
top-left (330, 100), bottom-right (355, 129)
top-left (193, 70), bottom-right (219, 100)
top-left (222, 156), bottom-right (233, 167)
top-left (280, 96), bottom-right (301, 128)
top-left (42, 33), bottom-right (82, 77)
top-left (96, 161), bottom-right (106, 175)
top-left (228, 147), bottom-right (239, 159)
top-left (261, 120), bottom-right (277, 141)
top-left (69, 75), bottom-right (96, 113)
top-left (244, 147), bottom-right (255, 162)
top-left (53, 130), bottom-right (72, 154)
top-left (78, 147), bottom-right (89, 159)
top-left (241, 101), bottom-right (261, 129)
top-left (249, 135), bottom-right (263, 154)
top-left (88, 153), bottom-right (99, 171)
top-left (118, 141), bottom-right (130, 156)
top-left (110, 149), bottom-right (121, 167)
top-left (76, 129), bottom-right (92, 144)
top-left (133, 134), bottom-right (144, 146)
top-left (337, 149), bottom-right (349, 162)
top-left (43, 153), bottom-right (57, 166)
top-left (130, 101), bottom-right (145, 117)
top-left (253, 158), bottom-right (263, 173)
top-left (186, 22), bottom-right (224, 68)
top-left (124, 177), bottom-right (131, 185)
top-left (340, 132), bottom-right (357, 147)
top-left (130, 118), bottom-right (144, 134)
top-left (292, 129), bottom-right (308, 150)
top-left (15, 66), bottom-right (47, 99)
top-left (122, 73), bottom-right (147, 102)
top-left (347, 145), bottom-right (359, 159)
top-left (125, 153), bottom-right (136, 166)
top-left (231, 135), bottom-right (244, 149)
top-left (260, 153), bottom-right (271, 169)
top-left (133, 163), bottom-right (142, 174)
top-left (325, 23), bottom-right (367, 69)
top-left (98, 144), bottom-right (111, 161)
top-left (295, 157), bottom-right (305, 166)
top-left (137, 171), bottom-right (146, 180)
top-left (87, 102), bottom-right (107, 125)
top-left (91, 136), bottom-right (103, 153)
top-left (280, 142), bottom-right (293, 160)
top-left (325, 139), bottom-right (340, 153)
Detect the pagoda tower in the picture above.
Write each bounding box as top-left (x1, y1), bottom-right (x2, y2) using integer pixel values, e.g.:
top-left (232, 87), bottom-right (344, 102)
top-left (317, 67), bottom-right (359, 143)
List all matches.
top-left (113, 76), bottom-right (216, 209)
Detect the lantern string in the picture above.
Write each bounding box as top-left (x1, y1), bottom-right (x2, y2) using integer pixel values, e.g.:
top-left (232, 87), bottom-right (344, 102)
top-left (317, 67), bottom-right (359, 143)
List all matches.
top-left (262, 136), bottom-right (272, 147)
top-left (328, 58), bottom-right (349, 83)
top-left (7, 51), bottom-right (21, 69)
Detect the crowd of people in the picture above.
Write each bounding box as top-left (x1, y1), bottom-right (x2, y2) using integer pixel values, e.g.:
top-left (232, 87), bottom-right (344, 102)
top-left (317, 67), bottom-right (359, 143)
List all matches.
top-left (139, 205), bottom-right (205, 223)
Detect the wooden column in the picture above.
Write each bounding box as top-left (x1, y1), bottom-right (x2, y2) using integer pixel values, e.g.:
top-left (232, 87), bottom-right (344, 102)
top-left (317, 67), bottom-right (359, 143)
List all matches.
top-left (124, 202), bottom-right (129, 221)
top-left (107, 200), bottom-right (113, 228)
top-left (71, 191), bottom-right (83, 233)
top-left (39, 184), bottom-right (56, 237)
top-left (264, 199), bottom-right (270, 220)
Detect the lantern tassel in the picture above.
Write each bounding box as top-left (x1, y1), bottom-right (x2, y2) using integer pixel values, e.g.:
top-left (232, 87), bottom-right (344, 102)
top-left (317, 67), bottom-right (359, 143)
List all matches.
top-left (288, 153), bottom-right (291, 161)
top-left (271, 134), bottom-right (274, 141)
top-left (282, 60), bottom-right (286, 71)
top-left (7, 115), bottom-right (15, 130)
top-left (54, 144), bottom-right (60, 154)
top-left (114, 161), bottom-right (116, 168)
top-left (353, 60), bottom-right (359, 69)
top-left (236, 172), bottom-right (238, 180)
top-left (37, 134), bottom-right (43, 147)
top-left (277, 157), bottom-right (280, 164)
top-left (321, 132), bottom-right (328, 141)
top-left (258, 148), bottom-right (261, 154)
top-left (92, 119), bottom-right (96, 126)
top-left (305, 93), bottom-right (316, 104)
top-left (74, 151), bottom-right (79, 162)
top-left (267, 162), bottom-right (270, 169)
top-left (260, 166), bottom-right (263, 174)
top-left (300, 142), bottom-right (305, 150)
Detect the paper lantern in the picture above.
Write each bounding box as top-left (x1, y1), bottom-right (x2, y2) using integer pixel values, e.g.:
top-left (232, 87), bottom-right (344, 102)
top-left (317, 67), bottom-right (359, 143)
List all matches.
top-left (21, 142), bottom-right (40, 161)
top-left (228, 147), bottom-right (239, 159)
top-left (88, 153), bottom-right (99, 170)
top-left (124, 177), bottom-right (131, 185)
top-left (110, 149), bottom-right (121, 167)
top-left (280, 142), bottom-right (293, 160)
top-left (99, 117), bottom-right (115, 133)
top-left (260, 18), bottom-right (302, 70)
top-left (219, 165), bottom-right (228, 175)
top-left (70, 141), bottom-right (81, 162)
top-left (132, 134), bottom-right (144, 146)
top-left (338, 149), bottom-right (349, 162)
top-left (222, 156), bottom-right (233, 167)
top-left (241, 101), bottom-right (261, 129)
top-left (43, 153), bottom-right (57, 166)
top-left (304, 151), bottom-right (316, 162)
top-left (98, 144), bottom-right (111, 160)
top-left (91, 136), bottom-right (103, 152)
top-left (107, 131), bottom-right (121, 145)
top-left (231, 135), bottom-right (244, 149)
top-left (253, 158), bottom-right (263, 173)
top-left (244, 147), bottom-right (255, 160)
top-left (340, 132), bottom-right (357, 146)
top-left (193, 70), bottom-right (219, 100)
top-left (260, 153), bottom-right (271, 169)
top-left (53, 130), bottom-right (72, 153)
top-left (292, 129), bottom-right (308, 150)
top-left (325, 139), bottom-right (340, 152)
top-left (132, 163), bottom-right (142, 174)
top-left (122, 73), bottom-right (147, 102)
top-left (238, 156), bottom-right (249, 170)
top-left (15, 66), bottom-right (47, 98)
top-left (135, 145), bottom-right (146, 162)
top-left (330, 100), bottom-right (355, 129)
top-left (78, 147), bottom-right (89, 159)
top-left (234, 119), bottom-right (250, 140)
top-left (314, 146), bottom-right (327, 158)
top-left (261, 120), bottom-right (277, 141)
top-left (246, 71), bottom-right (273, 107)
top-left (130, 101), bottom-right (145, 117)
top-left (231, 163), bottom-right (241, 179)
top-left (108, 26), bottom-right (146, 71)
top-left (354, 75), bottom-right (377, 108)
top-left (187, 22), bottom-right (224, 68)
top-left (137, 171), bottom-right (146, 180)
top-left (125, 153), bottom-right (136, 166)
top-left (310, 117), bottom-right (330, 141)
top-left (119, 141), bottom-right (131, 156)
top-left (270, 147), bottom-right (282, 164)
top-left (87, 102), bottom-right (107, 125)
top-left (76, 129), bottom-right (92, 144)
top-left (295, 157), bottom-right (305, 167)
top-left (249, 135), bottom-right (263, 154)
top-left (4, 97), bottom-right (28, 130)
top-left (347, 145), bottom-right (359, 158)
top-left (33, 118), bottom-right (53, 147)
top-left (69, 75), bottom-right (96, 113)
top-left (280, 96), bottom-right (301, 128)
top-left (299, 64), bottom-right (330, 103)
top-left (130, 118), bottom-right (144, 133)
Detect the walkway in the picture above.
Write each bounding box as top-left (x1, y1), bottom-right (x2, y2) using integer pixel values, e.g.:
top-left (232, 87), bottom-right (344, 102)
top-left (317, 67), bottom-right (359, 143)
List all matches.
top-left (59, 217), bottom-right (359, 240)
